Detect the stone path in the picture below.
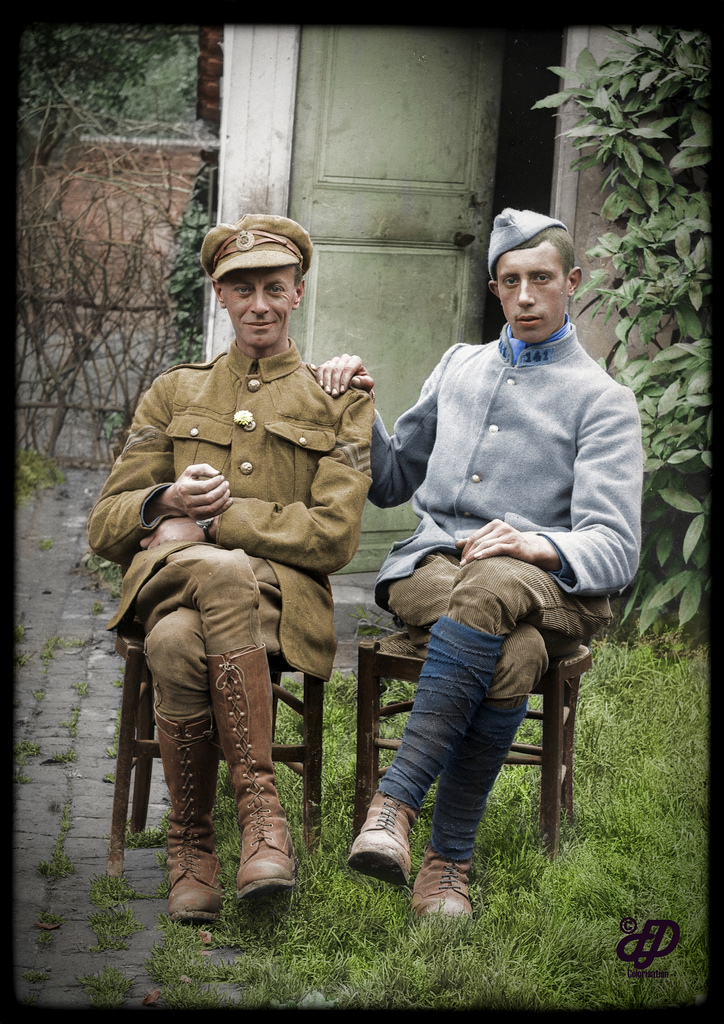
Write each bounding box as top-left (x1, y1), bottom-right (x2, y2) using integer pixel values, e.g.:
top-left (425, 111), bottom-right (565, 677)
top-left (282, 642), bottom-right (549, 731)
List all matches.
top-left (13, 468), bottom-right (376, 1008)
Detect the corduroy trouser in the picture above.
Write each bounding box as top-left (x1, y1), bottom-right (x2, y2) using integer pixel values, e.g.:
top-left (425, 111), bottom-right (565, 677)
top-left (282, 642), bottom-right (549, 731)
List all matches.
top-left (134, 545), bottom-right (282, 722)
top-left (380, 553), bottom-right (611, 859)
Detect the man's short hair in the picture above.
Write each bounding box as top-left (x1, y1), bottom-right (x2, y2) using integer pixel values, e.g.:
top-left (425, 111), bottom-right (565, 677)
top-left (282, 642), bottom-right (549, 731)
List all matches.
top-left (506, 226), bottom-right (575, 277)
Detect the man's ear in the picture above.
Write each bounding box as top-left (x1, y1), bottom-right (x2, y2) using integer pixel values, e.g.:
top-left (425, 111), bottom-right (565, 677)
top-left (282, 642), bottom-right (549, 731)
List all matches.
top-left (292, 279), bottom-right (305, 309)
top-left (212, 280), bottom-right (226, 308)
top-left (567, 268), bottom-right (582, 296)
top-left (488, 279), bottom-right (500, 299)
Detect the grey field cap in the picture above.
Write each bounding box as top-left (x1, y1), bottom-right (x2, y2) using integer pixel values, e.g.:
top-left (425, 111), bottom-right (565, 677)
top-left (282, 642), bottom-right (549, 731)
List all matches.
top-left (487, 208), bottom-right (568, 278)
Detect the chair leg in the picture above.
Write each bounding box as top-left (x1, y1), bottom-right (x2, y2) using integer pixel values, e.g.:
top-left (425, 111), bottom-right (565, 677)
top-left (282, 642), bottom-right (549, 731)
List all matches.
top-left (302, 674), bottom-right (324, 851)
top-left (353, 642), bottom-right (380, 836)
top-left (539, 665), bottom-right (565, 859)
top-left (107, 642), bottom-right (144, 877)
top-left (129, 673), bottom-right (154, 834)
top-left (562, 674), bottom-right (582, 822)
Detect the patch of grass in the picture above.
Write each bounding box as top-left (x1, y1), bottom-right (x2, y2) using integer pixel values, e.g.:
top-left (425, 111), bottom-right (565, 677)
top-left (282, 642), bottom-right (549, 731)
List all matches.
top-left (126, 813), bottom-right (169, 850)
top-left (90, 873), bottom-right (158, 907)
top-left (77, 965), bottom-right (133, 1009)
top-left (37, 910), bottom-right (65, 926)
top-left (14, 739), bottom-right (42, 783)
top-left (51, 747), bottom-right (76, 763)
top-left (14, 624), bottom-right (32, 670)
top-left (137, 639), bottom-right (709, 1010)
top-left (38, 802), bottom-right (74, 878)
top-left (23, 971), bottom-right (49, 984)
top-left (15, 740), bottom-right (42, 766)
top-left (35, 910), bottom-right (66, 945)
top-left (89, 904), bottom-right (145, 951)
top-left (60, 705), bottom-right (80, 737)
top-left (40, 635), bottom-right (84, 673)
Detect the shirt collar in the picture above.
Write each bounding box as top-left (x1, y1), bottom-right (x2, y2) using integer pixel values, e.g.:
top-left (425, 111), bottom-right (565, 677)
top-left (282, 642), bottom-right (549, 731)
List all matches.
top-left (226, 339), bottom-right (303, 381)
top-left (499, 316), bottom-right (574, 366)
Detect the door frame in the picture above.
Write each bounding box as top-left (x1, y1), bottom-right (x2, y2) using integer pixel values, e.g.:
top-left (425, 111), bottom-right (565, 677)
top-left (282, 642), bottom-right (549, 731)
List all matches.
top-left (207, 24), bottom-right (301, 358)
top-left (206, 23), bottom-right (586, 361)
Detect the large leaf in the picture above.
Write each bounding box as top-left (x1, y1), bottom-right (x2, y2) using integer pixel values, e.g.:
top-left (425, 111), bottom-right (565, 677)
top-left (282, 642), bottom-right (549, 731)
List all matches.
top-left (656, 380), bottom-right (681, 417)
top-left (659, 488), bottom-right (703, 514)
top-left (678, 577), bottom-right (703, 626)
top-left (682, 514), bottom-right (706, 564)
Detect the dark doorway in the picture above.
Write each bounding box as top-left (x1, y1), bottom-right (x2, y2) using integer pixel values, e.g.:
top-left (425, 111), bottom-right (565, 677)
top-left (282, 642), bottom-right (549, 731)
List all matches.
top-left (483, 28), bottom-right (564, 342)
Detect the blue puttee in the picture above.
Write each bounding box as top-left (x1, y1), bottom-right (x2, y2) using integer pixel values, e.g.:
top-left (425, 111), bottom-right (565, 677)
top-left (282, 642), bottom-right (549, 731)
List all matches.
top-left (379, 616), bottom-right (527, 860)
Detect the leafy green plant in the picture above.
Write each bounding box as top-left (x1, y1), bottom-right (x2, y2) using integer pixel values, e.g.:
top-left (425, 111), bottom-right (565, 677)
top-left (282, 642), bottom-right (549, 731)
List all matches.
top-left (169, 169), bottom-right (212, 364)
top-left (15, 448), bottom-right (64, 508)
top-left (616, 340), bottom-right (710, 631)
top-left (83, 553), bottom-right (123, 597)
top-left (533, 27), bottom-right (711, 630)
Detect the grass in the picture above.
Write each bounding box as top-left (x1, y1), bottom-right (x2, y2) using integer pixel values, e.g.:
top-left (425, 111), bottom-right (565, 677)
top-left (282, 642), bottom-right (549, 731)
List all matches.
top-left (38, 802), bottom-right (75, 878)
top-left (101, 636), bottom-right (709, 1010)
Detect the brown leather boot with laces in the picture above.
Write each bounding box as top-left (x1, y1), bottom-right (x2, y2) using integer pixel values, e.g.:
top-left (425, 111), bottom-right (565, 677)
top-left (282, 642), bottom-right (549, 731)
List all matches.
top-left (348, 790), bottom-right (418, 885)
top-left (155, 710), bottom-right (223, 924)
top-left (208, 646), bottom-right (297, 899)
top-left (411, 844), bottom-right (472, 917)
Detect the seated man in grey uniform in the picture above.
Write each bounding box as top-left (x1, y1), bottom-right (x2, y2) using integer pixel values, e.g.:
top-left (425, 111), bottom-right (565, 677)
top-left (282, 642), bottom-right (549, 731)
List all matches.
top-left (316, 208), bottom-right (643, 918)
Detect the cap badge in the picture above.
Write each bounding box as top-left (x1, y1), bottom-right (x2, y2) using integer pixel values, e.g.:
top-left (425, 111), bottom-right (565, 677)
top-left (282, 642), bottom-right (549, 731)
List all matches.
top-left (236, 230), bottom-right (255, 252)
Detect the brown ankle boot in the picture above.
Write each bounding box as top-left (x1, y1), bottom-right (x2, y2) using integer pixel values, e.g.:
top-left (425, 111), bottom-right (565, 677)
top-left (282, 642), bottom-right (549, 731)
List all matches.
top-left (348, 790), bottom-right (418, 885)
top-left (155, 710), bottom-right (223, 923)
top-left (411, 844), bottom-right (472, 917)
top-left (208, 646), bottom-right (297, 899)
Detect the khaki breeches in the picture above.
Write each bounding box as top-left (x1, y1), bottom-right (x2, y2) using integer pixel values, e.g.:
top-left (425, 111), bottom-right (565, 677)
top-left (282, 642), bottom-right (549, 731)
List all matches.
top-left (386, 553), bottom-right (611, 708)
top-left (134, 545), bottom-right (282, 721)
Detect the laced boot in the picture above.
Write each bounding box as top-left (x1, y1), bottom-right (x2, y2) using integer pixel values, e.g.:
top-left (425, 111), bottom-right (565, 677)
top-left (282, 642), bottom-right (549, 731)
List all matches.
top-left (411, 844), bottom-right (472, 918)
top-left (155, 710), bottom-right (223, 923)
top-left (348, 790), bottom-right (418, 885)
top-left (208, 646), bottom-right (297, 899)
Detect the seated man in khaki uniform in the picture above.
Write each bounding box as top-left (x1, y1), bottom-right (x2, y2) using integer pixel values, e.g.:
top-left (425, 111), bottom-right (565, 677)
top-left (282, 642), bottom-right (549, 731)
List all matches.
top-left (88, 215), bottom-right (373, 923)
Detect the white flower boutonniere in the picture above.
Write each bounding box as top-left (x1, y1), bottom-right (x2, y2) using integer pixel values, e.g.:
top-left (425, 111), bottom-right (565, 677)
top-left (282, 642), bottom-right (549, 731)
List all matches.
top-left (234, 409), bottom-right (256, 431)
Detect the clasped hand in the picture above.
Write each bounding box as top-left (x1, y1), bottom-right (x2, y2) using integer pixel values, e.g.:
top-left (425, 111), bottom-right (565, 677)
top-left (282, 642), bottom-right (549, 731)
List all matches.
top-left (456, 520), bottom-right (561, 570)
top-left (140, 464), bottom-right (233, 550)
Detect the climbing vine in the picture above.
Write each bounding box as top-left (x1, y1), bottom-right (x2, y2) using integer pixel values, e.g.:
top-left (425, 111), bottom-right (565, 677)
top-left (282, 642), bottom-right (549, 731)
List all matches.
top-left (168, 166), bottom-right (214, 365)
top-left (534, 26), bottom-right (711, 632)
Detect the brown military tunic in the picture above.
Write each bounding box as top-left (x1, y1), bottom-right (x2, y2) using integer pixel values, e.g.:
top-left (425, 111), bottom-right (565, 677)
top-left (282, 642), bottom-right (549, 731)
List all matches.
top-left (87, 341), bottom-right (373, 680)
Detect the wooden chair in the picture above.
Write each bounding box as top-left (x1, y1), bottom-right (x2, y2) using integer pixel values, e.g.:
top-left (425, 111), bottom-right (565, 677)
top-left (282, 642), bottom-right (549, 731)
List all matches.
top-left (106, 619), bottom-right (325, 877)
top-left (353, 632), bottom-right (592, 859)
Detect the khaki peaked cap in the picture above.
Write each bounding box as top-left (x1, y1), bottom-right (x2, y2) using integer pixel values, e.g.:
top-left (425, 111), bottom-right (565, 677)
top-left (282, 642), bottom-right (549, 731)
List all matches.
top-left (201, 214), bottom-right (313, 280)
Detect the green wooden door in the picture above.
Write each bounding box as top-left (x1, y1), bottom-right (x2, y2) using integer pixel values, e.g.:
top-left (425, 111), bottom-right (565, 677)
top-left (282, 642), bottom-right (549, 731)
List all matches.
top-left (289, 25), bottom-right (503, 573)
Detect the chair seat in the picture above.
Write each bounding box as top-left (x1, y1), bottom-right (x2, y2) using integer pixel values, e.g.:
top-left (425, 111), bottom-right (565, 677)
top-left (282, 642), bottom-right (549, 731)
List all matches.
top-left (106, 620), bottom-right (325, 877)
top-left (353, 631), bottom-right (591, 859)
